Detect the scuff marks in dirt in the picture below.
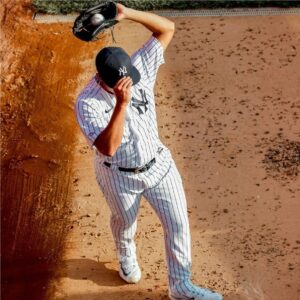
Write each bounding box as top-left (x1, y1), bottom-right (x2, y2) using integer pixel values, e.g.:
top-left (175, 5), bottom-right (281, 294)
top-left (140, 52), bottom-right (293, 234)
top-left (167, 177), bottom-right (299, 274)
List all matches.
top-left (262, 136), bottom-right (300, 180)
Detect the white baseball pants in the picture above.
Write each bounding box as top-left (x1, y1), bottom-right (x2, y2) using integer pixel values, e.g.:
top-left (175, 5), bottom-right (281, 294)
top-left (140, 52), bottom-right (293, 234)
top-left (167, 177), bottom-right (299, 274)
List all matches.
top-left (93, 147), bottom-right (192, 287)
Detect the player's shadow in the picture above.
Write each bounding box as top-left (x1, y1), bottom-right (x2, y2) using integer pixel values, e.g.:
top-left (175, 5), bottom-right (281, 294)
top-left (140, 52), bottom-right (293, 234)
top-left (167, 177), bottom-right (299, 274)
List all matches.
top-left (61, 259), bottom-right (243, 299)
top-left (64, 258), bottom-right (127, 287)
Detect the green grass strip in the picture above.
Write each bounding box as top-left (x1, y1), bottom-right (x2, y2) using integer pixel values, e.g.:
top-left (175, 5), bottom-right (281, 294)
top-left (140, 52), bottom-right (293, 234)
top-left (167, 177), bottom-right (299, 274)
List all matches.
top-left (32, 0), bottom-right (300, 15)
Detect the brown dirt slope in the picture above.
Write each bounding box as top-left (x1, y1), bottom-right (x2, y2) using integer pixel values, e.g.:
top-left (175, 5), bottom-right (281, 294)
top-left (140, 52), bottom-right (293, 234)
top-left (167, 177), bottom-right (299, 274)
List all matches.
top-left (1, 1), bottom-right (105, 299)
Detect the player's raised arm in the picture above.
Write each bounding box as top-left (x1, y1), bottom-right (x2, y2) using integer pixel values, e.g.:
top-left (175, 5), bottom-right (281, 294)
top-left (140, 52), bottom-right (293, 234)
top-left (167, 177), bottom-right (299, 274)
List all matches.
top-left (115, 3), bottom-right (175, 51)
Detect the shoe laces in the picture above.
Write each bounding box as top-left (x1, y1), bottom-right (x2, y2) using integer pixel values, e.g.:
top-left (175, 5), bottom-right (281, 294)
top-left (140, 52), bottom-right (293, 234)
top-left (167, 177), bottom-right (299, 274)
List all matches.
top-left (120, 256), bottom-right (136, 273)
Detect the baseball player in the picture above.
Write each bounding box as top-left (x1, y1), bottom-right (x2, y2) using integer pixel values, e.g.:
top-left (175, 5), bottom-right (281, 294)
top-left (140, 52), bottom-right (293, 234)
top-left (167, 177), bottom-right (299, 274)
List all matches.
top-left (75, 3), bottom-right (223, 300)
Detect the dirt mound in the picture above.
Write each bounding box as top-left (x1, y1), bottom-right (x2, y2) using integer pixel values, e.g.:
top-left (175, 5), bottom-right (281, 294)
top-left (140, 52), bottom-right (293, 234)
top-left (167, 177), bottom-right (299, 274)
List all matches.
top-left (1, 1), bottom-right (104, 299)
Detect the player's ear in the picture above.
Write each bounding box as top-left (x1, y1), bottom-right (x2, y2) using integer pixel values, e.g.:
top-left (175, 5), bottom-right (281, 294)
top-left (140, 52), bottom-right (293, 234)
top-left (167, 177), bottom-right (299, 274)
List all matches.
top-left (96, 72), bottom-right (102, 84)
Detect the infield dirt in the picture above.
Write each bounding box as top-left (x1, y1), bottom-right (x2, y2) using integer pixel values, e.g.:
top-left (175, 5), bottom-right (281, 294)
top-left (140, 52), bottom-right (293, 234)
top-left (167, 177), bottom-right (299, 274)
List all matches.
top-left (1, 1), bottom-right (300, 300)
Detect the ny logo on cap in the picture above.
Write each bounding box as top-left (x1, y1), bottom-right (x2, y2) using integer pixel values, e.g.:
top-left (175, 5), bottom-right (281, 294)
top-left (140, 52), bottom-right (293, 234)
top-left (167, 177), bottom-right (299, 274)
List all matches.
top-left (119, 66), bottom-right (127, 76)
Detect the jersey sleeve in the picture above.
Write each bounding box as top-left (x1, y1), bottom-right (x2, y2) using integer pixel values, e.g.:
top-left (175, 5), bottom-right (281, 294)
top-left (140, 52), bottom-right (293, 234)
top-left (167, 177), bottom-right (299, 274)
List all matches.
top-left (131, 35), bottom-right (165, 88)
top-left (75, 97), bottom-right (108, 150)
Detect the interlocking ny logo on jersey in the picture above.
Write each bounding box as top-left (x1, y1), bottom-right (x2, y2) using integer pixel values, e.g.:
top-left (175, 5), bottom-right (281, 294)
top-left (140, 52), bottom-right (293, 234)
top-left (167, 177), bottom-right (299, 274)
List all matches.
top-left (119, 66), bottom-right (127, 76)
top-left (132, 89), bottom-right (149, 115)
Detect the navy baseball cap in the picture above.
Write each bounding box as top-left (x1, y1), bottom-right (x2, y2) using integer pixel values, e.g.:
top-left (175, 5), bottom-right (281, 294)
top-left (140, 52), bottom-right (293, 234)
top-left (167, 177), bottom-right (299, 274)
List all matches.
top-left (96, 47), bottom-right (141, 88)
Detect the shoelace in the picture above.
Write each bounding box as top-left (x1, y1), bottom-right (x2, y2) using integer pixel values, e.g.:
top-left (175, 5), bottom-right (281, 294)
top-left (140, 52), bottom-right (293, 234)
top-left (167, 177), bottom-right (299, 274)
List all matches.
top-left (120, 257), bottom-right (136, 274)
top-left (110, 26), bottom-right (117, 43)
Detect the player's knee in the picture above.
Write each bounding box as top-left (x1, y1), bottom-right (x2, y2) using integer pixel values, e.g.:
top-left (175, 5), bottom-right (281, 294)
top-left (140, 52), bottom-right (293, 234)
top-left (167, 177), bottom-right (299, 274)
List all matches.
top-left (162, 216), bottom-right (189, 237)
top-left (173, 217), bottom-right (189, 235)
top-left (111, 213), bottom-right (137, 228)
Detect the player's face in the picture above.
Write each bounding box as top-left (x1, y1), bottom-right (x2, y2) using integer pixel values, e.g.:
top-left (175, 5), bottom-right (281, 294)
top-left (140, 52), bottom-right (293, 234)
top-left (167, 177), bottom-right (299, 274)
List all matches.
top-left (99, 78), bottom-right (115, 95)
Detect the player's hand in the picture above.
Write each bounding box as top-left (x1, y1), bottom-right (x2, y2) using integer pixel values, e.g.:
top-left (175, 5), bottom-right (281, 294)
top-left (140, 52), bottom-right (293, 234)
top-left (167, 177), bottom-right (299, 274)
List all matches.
top-left (115, 3), bottom-right (128, 21)
top-left (113, 76), bottom-right (133, 107)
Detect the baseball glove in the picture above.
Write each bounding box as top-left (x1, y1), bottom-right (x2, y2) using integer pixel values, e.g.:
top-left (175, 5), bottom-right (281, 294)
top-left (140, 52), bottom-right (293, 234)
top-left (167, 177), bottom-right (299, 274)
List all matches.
top-left (72, 1), bottom-right (119, 42)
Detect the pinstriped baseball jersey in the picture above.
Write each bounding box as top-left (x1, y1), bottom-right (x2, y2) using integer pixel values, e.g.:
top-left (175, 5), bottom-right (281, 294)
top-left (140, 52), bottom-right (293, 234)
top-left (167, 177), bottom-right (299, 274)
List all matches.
top-left (75, 36), bottom-right (166, 168)
top-left (74, 32), bottom-right (223, 300)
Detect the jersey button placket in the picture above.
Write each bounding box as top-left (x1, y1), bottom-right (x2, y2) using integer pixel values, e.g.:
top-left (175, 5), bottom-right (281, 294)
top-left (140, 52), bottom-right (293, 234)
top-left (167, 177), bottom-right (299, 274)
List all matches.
top-left (128, 107), bottom-right (142, 165)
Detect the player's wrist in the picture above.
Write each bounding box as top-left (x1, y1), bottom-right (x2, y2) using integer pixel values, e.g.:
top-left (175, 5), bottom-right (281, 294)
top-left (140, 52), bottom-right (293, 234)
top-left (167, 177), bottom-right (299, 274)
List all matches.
top-left (115, 102), bottom-right (129, 110)
top-left (115, 3), bottom-right (130, 21)
top-left (123, 7), bottom-right (134, 19)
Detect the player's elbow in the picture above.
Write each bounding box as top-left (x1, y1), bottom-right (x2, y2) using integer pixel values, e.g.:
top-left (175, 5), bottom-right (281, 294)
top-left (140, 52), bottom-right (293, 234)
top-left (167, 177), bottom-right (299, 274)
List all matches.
top-left (166, 20), bottom-right (175, 33)
top-left (106, 148), bottom-right (116, 157)
top-left (170, 21), bottom-right (175, 32)
top-left (94, 138), bottom-right (116, 157)
top-left (159, 19), bottom-right (175, 35)
top-left (98, 144), bottom-right (116, 157)
top-left (101, 150), bottom-right (114, 157)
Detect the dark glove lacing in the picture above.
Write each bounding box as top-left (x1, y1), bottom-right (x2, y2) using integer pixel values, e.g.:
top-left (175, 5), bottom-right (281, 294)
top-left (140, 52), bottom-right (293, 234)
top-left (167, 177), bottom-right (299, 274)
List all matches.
top-left (110, 25), bottom-right (117, 43)
top-left (91, 25), bottom-right (117, 43)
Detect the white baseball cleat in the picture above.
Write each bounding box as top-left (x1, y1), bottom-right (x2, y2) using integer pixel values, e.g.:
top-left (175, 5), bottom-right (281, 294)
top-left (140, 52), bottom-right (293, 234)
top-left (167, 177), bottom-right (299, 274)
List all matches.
top-left (169, 280), bottom-right (223, 300)
top-left (118, 256), bottom-right (141, 284)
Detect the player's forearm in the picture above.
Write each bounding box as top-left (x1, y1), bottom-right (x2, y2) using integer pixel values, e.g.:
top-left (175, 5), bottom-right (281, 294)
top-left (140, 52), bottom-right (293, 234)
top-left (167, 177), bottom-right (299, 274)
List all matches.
top-left (124, 7), bottom-right (174, 34)
top-left (94, 103), bottom-right (127, 157)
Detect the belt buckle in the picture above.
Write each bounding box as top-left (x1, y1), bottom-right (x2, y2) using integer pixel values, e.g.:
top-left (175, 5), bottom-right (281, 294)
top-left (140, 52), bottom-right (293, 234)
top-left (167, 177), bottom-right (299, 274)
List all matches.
top-left (133, 157), bottom-right (156, 174)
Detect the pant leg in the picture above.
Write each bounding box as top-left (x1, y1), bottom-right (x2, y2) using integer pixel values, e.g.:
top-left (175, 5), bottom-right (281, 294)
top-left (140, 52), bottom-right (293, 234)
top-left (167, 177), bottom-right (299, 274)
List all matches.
top-left (142, 158), bottom-right (192, 288)
top-left (94, 157), bottom-right (143, 260)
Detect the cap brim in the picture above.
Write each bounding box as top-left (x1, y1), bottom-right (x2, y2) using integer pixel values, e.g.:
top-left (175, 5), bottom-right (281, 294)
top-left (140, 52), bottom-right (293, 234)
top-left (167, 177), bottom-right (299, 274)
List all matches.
top-left (131, 66), bottom-right (141, 86)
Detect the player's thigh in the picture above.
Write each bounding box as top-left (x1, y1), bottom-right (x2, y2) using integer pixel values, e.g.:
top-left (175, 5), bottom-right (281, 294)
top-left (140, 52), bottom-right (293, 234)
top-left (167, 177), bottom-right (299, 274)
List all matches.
top-left (143, 159), bottom-right (189, 228)
top-left (94, 161), bottom-right (142, 223)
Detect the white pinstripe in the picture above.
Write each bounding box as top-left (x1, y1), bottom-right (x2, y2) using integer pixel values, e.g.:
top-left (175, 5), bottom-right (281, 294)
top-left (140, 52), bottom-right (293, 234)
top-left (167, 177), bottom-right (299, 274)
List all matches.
top-left (75, 35), bottom-right (223, 299)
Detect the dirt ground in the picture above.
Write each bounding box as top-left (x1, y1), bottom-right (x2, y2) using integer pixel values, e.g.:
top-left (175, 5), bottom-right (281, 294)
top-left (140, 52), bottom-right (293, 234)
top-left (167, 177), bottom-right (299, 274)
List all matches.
top-left (1, 1), bottom-right (300, 300)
